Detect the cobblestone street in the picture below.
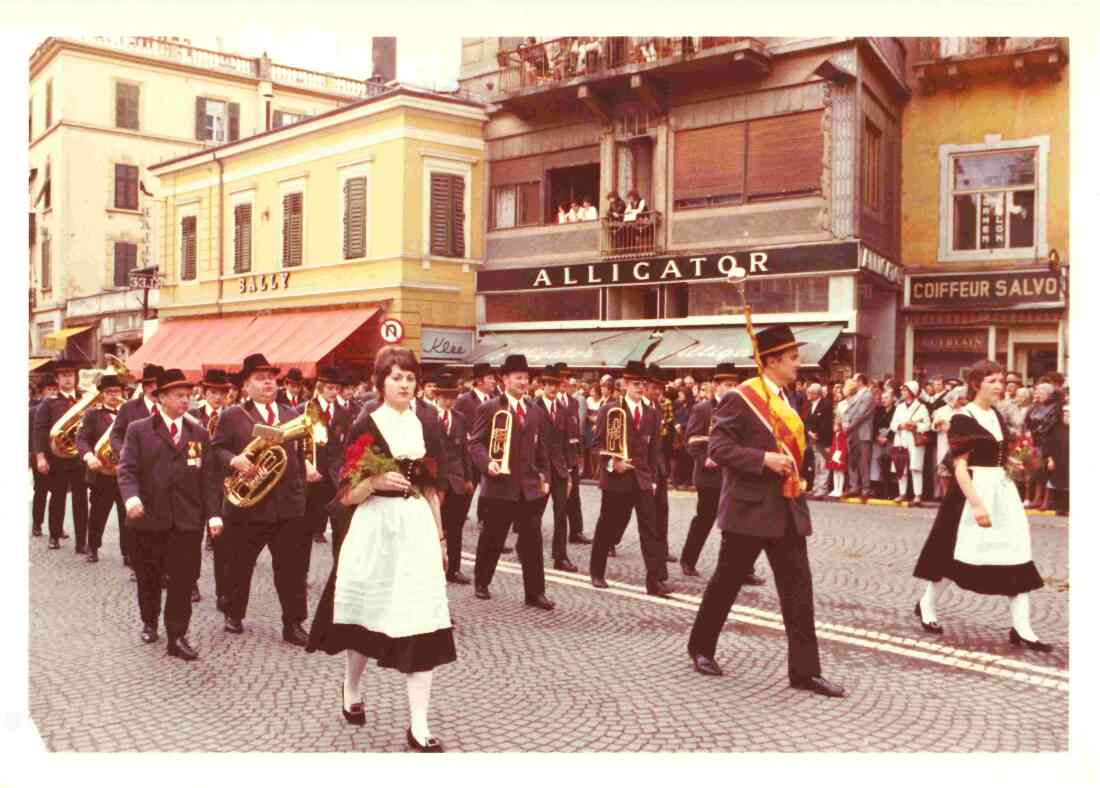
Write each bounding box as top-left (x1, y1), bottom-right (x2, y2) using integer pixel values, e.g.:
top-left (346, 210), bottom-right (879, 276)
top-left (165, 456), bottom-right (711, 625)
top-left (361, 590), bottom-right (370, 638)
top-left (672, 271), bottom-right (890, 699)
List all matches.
top-left (26, 485), bottom-right (1068, 753)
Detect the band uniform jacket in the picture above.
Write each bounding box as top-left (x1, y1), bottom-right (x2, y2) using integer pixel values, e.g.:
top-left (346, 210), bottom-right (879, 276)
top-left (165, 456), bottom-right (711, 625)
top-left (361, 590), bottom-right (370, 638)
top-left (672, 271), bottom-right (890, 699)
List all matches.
top-left (645, 397), bottom-right (671, 481)
top-left (435, 408), bottom-right (471, 496)
top-left (33, 391), bottom-right (86, 463)
top-left (276, 389), bottom-right (304, 409)
top-left (453, 390), bottom-right (488, 438)
top-left (469, 395), bottom-right (550, 502)
top-left (298, 398), bottom-right (353, 488)
top-left (803, 397), bottom-right (834, 449)
top-left (28, 397), bottom-right (40, 466)
top-left (595, 397), bottom-right (661, 493)
top-left (117, 414), bottom-right (219, 533)
top-left (75, 406), bottom-right (120, 488)
top-left (685, 397), bottom-right (722, 490)
top-left (532, 397), bottom-right (569, 481)
top-left (561, 396), bottom-right (584, 470)
top-left (110, 397), bottom-right (158, 465)
top-left (211, 400), bottom-right (307, 522)
top-left (710, 390), bottom-right (812, 539)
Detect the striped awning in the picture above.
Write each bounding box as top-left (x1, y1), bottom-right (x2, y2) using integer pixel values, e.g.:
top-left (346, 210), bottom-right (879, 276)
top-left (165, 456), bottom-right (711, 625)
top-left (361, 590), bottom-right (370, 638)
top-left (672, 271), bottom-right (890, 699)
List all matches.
top-left (908, 308), bottom-right (1063, 327)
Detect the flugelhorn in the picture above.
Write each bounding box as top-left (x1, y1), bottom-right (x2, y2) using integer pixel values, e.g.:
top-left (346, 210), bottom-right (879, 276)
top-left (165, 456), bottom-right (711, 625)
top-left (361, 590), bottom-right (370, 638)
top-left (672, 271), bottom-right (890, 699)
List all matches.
top-left (488, 409), bottom-right (513, 474)
top-left (599, 405), bottom-right (631, 464)
top-left (224, 403), bottom-right (327, 508)
top-left (49, 354), bottom-right (135, 459)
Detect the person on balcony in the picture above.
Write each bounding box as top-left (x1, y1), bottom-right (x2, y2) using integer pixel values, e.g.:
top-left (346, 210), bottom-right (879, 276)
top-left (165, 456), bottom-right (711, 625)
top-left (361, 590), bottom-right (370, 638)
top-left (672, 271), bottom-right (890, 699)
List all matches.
top-left (557, 201), bottom-right (573, 225)
top-left (579, 197), bottom-right (598, 222)
top-left (623, 190), bottom-right (650, 250)
top-left (605, 191), bottom-right (627, 250)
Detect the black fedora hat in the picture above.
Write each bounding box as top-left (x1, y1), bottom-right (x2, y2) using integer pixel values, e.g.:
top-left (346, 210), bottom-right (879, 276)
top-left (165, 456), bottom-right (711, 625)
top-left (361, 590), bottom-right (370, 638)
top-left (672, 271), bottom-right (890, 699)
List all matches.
top-left (140, 363), bottom-right (164, 383)
top-left (98, 374), bottom-right (123, 390)
top-left (52, 357), bottom-right (83, 373)
top-left (500, 354), bottom-right (530, 376)
top-left (240, 353), bottom-right (281, 381)
top-left (433, 370), bottom-right (461, 396)
top-left (754, 325), bottom-right (806, 359)
top-left (283, 367), bottom-right (304, 384)
top-left (714, 361), bottom-right (739, 382)
top-left (555, 362), bottom-right (575, 379)
top-left (539, 364), bottom-right (561, 383)
top-left (201, 368), bottom-right (231, 389)
top-left (645, 363), bottom-right (665, 384)
top-left (156, 368), bottom-right (195, 394)
top-left (227, 370), bottom-right (243, 389)
top-left (316, 366), bottom-right (342, 385)
top-left (622, 360), bottom-right (647, 381)
top-left (472, 362), bottom-right (493, 379)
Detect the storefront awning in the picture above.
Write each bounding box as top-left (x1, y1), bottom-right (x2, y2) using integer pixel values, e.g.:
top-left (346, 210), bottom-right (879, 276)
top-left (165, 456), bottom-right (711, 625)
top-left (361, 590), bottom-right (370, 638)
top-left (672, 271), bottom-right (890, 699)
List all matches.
top-left (29, 357), bottom-right (52, 372)
top-left (645, 324), bottom-right (844, 369)
top-left (126, 307), bottom-right (380, 379)
top-left (43, 325), bottom-right (94, 350)
top-left (462, 329), bottom-right (660, 369)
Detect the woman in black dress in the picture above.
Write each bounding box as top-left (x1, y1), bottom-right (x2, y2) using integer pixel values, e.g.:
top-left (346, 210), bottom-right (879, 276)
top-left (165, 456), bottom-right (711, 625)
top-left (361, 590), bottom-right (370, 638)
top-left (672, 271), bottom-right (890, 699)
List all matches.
top-left (912, 360), bottom-right (1051, 652)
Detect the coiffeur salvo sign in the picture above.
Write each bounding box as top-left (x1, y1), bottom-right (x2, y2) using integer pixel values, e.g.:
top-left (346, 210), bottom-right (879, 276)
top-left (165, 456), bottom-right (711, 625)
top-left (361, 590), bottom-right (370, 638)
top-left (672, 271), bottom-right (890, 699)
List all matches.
top-left (908, 269), bottom-right (1063, 308)
top-left (477, 242), bottom-right (862, 293)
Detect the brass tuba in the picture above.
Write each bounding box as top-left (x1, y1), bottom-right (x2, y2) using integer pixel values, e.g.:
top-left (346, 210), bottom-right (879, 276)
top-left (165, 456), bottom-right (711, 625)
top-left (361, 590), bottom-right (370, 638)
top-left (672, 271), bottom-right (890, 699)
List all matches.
top-left (599, 405), bottom-right (631, 463)
top-left (49, 354), bottom-right (135, 459)
top-left (224, 403), bottom-right (328, 508)
top-left (488, 409), bottom-right (513, 475)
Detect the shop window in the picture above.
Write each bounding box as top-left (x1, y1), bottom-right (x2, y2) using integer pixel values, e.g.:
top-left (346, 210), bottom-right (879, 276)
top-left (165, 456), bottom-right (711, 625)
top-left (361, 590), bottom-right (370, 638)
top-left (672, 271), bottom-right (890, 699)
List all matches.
top-left (490, 182), bottom-right (540, 229)
top-left (484, 289), bottom-right (599, 323)
top-left (688, 276), bottom-right (830, 316)
top-left (547, 164), bottom-right (600, 223)
top-left (666, 283), bottom-right (690, 319)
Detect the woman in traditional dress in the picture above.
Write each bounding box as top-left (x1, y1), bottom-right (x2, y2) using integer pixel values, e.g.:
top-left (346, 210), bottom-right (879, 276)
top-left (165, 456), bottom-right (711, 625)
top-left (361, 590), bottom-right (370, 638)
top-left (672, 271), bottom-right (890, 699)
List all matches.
top-left (890, 381), bottom-right (931, 507)
top-left (307, 346), bottom-right (455, 752)
top-left (912, 360), bottom-right (1051, 652)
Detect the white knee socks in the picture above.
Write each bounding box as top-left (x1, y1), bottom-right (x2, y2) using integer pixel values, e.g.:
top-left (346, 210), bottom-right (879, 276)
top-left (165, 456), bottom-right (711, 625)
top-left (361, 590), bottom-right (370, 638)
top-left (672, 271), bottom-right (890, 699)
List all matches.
top-left (406, 670), bottom-right (434, 744)
top-left (1010, 593), bottom-right (1039, 641)
top-left (911, 469), bottom-right (924, 498)
top-left (919, 579), bottom-right (947, 622)
top-left (344, 650), bottom-right (367, 707)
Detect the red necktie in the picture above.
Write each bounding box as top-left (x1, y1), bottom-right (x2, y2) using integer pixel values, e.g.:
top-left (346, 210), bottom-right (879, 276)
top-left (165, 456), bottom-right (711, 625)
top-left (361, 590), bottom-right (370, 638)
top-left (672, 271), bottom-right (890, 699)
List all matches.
top-left (442, 410), bottom-right (450, 432)
top-left (550, 401), bottom-right (556, 421)
top-left (327, 403), bottom-right (334, 422)
top-left (169, 422), bottom-right (179, 442)
top-left (633, 405), bottom-right (641, 430)
top-left (265, 405), bottom-right (275, 425)
top-left (516, 402), bottom-right (526, 430)
top-left (150, 405), bottom-right (159, 419)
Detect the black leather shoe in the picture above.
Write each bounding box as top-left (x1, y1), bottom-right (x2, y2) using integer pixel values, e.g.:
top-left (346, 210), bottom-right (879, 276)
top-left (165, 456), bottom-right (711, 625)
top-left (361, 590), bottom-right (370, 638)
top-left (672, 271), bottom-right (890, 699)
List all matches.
top-left (47, 538), bottom-right (60, 550)
top-left (446, 570), bottom-right (471, 585)
top-left (140, 624), bottom-right (158, 644)
top-left (745, 572), bottom-right (767, 586)
top-left (282, 622), bottom-right (309, 646)
top-left (406, 727), bottom-right (444, 753)
top-left (1009, 628), bottom-right (1053, 653)
top-left (75, 543), bottom-right (86, 555)
top-left (474, 585), bottom-right (491, 600)
top-left (790, 675), bottom-right (847, 698)
top-left (569, 534), bottom-right (593, 545)
top-left (166, 636), bottom-right (199, 661)
top-left (591, 576), bottom-right (609, 589)
top-left (647, 580), bottom-right (676, 598)
top-left (914, 602), bottom-right (943, 634)
top-left (86, 549), bottom-right (99, 563)
top-left (224, 616), bottom-right (244, 634)
top-left (216, 595), bottom-right (227, 613)
top-left (341, 681), bottom-right (365, 726)
top-left (525, 594), bottom-right (555, 610)
top-left (553, 558), bottom-right (579, 573)
top-left (501, 544), bottom-right (514, 554)
top-left (191, 584), bottom-right (201, 603)
top-left (681, 563), bottom-right (700, 577)
top-left (691, 654), bottom-right (723, 676)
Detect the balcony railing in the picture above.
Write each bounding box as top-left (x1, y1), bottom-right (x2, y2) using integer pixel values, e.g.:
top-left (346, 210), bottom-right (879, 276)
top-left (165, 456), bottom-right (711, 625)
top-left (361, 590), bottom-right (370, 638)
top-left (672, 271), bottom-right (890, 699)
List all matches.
top-left (270, 62), bottom-right (389, 100)
top-left (915, 37), bottom-right (1062, 62)
top-left (497, 37), bottom-right (746, 94)
top-left (600, 212), bottom-right (662, 259)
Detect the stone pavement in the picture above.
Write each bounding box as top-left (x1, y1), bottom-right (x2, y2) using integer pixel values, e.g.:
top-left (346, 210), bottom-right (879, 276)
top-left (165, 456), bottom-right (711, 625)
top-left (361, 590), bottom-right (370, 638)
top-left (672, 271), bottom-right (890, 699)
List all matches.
top-left (26, 486), bottom-right (1068, 753)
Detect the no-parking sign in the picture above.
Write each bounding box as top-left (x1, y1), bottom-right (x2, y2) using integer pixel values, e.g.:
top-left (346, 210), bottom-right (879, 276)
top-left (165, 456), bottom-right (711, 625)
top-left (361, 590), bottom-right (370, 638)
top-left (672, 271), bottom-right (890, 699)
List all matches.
top-left (379, 318), bottom-right (405, 344)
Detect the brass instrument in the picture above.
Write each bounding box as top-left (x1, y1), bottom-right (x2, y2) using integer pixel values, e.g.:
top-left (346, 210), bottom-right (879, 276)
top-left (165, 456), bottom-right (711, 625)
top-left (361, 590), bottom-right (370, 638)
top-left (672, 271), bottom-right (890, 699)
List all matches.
top-left (600, 405), bottom-right (631, 463)
top-left (49, 354), bottom-right (135, 459)
top-left (300, 399), bottom-right (329, 467)
top-left (224, 403), bottom-right (328, 508)
top-left (207, 409), bottom-right (220, 438)
top-left (487, 409), bottom-right (513, 475)
top-left (92, 427), bottom-right (118, 476)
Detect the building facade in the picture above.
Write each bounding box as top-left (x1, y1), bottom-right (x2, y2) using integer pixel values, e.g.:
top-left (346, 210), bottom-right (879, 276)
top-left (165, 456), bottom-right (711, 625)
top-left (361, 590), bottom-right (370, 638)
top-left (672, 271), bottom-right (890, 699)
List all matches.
top-left (900, 37), bottom-right (1069, 382)
top-left (457, 37), bottom-right (908, 378)
top-left (28, 36), bottom-right (392, 366)
top-left (128, 86), bottom-right (487, 378)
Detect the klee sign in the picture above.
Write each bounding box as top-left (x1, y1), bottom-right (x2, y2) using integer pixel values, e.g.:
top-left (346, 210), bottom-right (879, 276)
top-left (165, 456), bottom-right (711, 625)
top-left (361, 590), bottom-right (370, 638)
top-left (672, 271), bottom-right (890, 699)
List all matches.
top-left (421, 328), bottom-right (473, 361)
top-left (909, 270), bottom-right (1063, 308)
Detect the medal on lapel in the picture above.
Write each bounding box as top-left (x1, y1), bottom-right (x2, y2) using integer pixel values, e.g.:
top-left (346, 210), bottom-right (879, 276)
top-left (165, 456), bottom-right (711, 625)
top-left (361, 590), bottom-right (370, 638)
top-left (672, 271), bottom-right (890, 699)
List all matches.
top-left (187, 440), bottom-right (203, 467)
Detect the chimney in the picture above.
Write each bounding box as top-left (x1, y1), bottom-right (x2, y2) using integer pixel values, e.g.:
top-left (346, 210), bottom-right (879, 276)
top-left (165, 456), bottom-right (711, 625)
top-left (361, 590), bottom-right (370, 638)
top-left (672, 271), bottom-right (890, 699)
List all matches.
top-left (372, 37), bottom-right (397, 83)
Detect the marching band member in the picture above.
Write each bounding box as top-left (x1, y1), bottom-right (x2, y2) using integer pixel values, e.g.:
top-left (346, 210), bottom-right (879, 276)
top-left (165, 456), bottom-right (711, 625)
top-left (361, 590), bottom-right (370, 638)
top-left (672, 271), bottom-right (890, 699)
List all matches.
top-left (555, 364), bottom-right (590, 545)
top-left (75, 374), bottom-right (125, 565)
top-left (644, 365), bottom-right (676, 564)
top-left (432, 371), bottom-right (474, 584)
top-left (188, 369), bottom-right (231, 605)
top-left (117, 368), bottom-right (219, 660)
top-left (303, 367), bottom-right (351, 550)
top-left (454, 362), bottom-right (497, 534)
top-left (30, 374), bottom-right (58, 539)
top-left (277, 368), bottom-right (305, 409)
top-left (533, 365), bottom-right (577, 573)
top-left (33, 358), bottom-right (89, 553)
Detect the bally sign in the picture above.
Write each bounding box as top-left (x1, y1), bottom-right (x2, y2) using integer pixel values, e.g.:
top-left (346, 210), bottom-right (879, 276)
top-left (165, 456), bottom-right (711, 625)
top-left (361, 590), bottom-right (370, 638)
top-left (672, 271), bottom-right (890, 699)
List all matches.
top-left (476, 242), bottom-right (860, 293)
top-left (909, 270), bottom-right (1063, 308)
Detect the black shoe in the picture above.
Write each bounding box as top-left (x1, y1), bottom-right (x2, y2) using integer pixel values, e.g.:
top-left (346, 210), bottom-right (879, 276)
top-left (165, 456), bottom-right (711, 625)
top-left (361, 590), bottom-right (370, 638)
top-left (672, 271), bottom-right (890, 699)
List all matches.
top-left (525, 594), bottom-right (555, 610)
top-left (914, 601), bottom-right (943, 634)
top-left (790, 675), bottom-right (847, 698)
top-left (647, 580), bottom-right (676, 598)
top-left (341, 681), bottom-right (365, 726)
top-left (744, 572), bottom-right (766, 586)
top-left (446, 570), bottom-right (472, 585)
top-left (224, 616), bottom-right (244, 634)
top-left (406, 727), bottom-right (444, 753)
top-left (569, 534), bottom-right (593, 545)
top-left (681, 563), bottom-right (700, 577)
top-left (501, 544), bottom-right (514, 554)
top-left (282, 622), bottom-right (309, 646)
top-left (166, 636), bottom-right (199, 661)
top-left (47, 538), bottom-right (60, 550)
top-left (191, 584), bottom-right (201, 604)
top-left (216, 595), bottom-right (227, 613)
top-left (313, 533), bottom-right (327, 543)
top-left (691, 654), bottom-right (723, 676)
top-left (591, 576), bottom-right (608, 589)
top-left (140, 624), bottom-right (158, 644)
top-left (75, 543), bottom-right (86, 555)
top-left (553, 558), bottom-right (578, 573)
top-left (474, 585), bottom-right (491, 600)
top-left (1009, 628), bottom-right (1053, 653)
top-left (86, 548), bottom-right (99, 563)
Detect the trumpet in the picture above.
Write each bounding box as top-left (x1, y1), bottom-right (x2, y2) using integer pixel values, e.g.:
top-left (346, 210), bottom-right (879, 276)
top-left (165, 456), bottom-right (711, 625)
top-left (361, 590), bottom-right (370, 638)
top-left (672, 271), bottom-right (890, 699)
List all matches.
top-left (300, 399), bottom-right (329, 467)
top-left (49, 354), bottom-right (135, 459)
top-left (224, 402), bottom-right (327, 508)
top-left (488, 409), bottom-right (513, 474)
top-left (599, 405), bottom-right (631, 464)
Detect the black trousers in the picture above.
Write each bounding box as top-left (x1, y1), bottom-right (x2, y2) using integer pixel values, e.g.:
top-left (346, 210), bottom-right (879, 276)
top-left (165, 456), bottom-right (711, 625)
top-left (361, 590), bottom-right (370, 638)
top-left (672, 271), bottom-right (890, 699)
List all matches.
top-left (47, 461), bottom-right (87, 543)
top-left (32, 467), bottom-right (50, 531)
top-left (132, 528), bottom-right (202, 637)
top-left (654, 474), bottom-right (670, 556)
top-left (687, 518), bottom-right (822, 683)
top-left (590, 482), bottom-right (667, 586)
top-left (566, 466), bottom-right (584, 537)
top-left (681, 485), bottom-right (720, 568)
top-left (303, 479), bottom-right (335, 578)
top-left (87, 480), bottom-right (125, 553)
top-left (474, 495), bottom-right (546, 599)
top-left (441, 487), bottom-right (471, 575)
top-left (226, 517), bottom-right (311, 625)
top-left (537, 471), bottom-right (570, 560)
top-left (209, 526), bottom-right (232, 599)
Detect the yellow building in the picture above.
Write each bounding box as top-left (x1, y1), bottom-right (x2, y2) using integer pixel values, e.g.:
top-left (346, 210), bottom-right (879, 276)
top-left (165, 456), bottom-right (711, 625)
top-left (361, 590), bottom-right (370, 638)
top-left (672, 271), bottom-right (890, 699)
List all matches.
top-left (900, 37), bottom-right (1069, 381)
top-left (129, 86), bottom-right (488, 378)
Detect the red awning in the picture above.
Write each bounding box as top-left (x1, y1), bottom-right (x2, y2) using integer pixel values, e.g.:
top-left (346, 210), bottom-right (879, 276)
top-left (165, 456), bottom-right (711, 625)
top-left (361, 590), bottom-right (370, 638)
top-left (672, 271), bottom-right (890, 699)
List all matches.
top-left (126, 306), bottom-right (380, 379)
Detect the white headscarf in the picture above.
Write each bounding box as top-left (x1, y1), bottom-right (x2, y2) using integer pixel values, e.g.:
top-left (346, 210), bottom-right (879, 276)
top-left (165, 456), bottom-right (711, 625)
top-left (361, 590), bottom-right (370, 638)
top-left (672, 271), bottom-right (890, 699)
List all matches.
top-left (902, 380), bottom-right (920, 398)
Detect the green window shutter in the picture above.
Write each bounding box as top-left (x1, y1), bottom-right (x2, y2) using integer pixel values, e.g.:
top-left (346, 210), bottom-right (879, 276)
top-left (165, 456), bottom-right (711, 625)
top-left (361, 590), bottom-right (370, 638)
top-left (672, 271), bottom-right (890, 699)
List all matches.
top-left (450, 174), bottom-right (465, 257)
top-left (282, 193), bottom-right (303, 267)
top-left (429, 173), bottom-right (451, 256)
top-left (195, 97), bottom-right (207, 140)
top-left (181, 216), bottom-right (197, 280)
top-left (228, 102), bottom-right (240, 141)
top-left (343, 176), bottom-right (367, 259)
top-left (234, 203), bottom-right (252, 273)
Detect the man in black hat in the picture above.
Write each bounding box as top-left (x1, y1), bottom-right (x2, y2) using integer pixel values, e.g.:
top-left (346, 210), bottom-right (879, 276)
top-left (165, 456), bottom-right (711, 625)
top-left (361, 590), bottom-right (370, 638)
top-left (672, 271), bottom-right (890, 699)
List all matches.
top-left (277, 368), bottom-right (305, 409)
top-left (33, 358), bottom-right (90, 552)
top-left (432, 370), bottom-right (473, 583)
top-left (188, 368), bottom-right (231, 602)
top-left (117, 368), bottom-right (219, 660)
top-left (555, 363), bottom-right (590, 545)
top-left (454, 361), bottom-right (500, 541)
top-left (532, 365), bottom-right (577, 573)
top-left (686, 325), bottom-right (846, 697)
top-left (212, 353), bottom-right (311, 646)
top-left (643, 364), bottom-right (676, 564)
top-left (29, 375), bottom-right (58, 538)
top-left (301, 366), bottom-right (352, 556)
top-left (469, 354), bottom-right (555, 609)
top-left (590, 360), bottom-right (675, 598)
top-left (75, 374), bottom-right (127, 564)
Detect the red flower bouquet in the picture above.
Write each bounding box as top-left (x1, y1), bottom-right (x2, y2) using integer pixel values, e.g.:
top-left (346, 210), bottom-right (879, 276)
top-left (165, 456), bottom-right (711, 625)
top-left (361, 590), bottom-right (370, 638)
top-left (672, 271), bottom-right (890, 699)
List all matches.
top-left (1007, 435), bottom-right (1038, 483)
top-left (339, 432), bottom-right (398, 488)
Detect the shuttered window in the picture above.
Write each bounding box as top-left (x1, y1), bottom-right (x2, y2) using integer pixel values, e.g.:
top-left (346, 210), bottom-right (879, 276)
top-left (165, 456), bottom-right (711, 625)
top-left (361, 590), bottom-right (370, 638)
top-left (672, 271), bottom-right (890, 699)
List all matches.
top-left (116, 82), bottom-right (139, 130)
top-left (745, 110), bottom-right (824, 200)
top-left (234, 203), bottom-right (252, 273)
top-left (429, 173), bottom-right (465, 258)
top-left (29, 212), bottom-right (36, 247)
top-left (180, 216), bottom-right (197, 281)
top-left (113, 242), bottom-right (138, 287)
top-left (282, 192), bottom-right (303, 268)
top-left (195, 97), bottom-right (240, 142)
top-left (114, 164), bottom-right (139, 210)
top-left (41, 237), bottom-right (51, 292)
top-left (863, 119), bottom-right (882, 212)
top-left (343, 177), bottom-right (367, 259)
top-left (45, 80), bottom-right (52, 128)
top-left (673, 123), bottom-right (747, 209)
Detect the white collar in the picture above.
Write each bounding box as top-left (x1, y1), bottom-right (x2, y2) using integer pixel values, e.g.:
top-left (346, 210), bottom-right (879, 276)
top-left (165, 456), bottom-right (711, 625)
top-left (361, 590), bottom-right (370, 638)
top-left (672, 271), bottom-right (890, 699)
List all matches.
top-left (762, 375), bottom-right (783, 396)
top-left (505, 392), bottom-right (525, 411)
top-left (379, 401), bottom-right (414, 420)
top-left (542, 396), bottom-right (557, 410)
top-left (144, 396), bottom-right (157, 412)
top-left (160, 411), bottom-right (183, 434)
top-left (336, 395), bottom-right (347, 407)
top-left (625, 396), bottom-right (644, 414)
top-left (476, 389), bottom-right (490, 403)
top-left (642, 396), bottom-right (652, 407)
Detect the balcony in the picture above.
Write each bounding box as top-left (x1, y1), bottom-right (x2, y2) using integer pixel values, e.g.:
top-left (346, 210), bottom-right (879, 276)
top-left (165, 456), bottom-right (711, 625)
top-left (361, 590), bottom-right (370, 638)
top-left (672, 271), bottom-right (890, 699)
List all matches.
top-left (600, 212), bottom-right (662, 260)
top-left (914, 37), bottom-right (1067, 93)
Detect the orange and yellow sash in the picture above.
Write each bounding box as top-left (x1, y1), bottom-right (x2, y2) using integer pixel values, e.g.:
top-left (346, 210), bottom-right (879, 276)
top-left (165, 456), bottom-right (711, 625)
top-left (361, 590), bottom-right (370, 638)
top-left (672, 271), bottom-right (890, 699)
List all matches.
top-left (732, 377), bottom-right (806, 497)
